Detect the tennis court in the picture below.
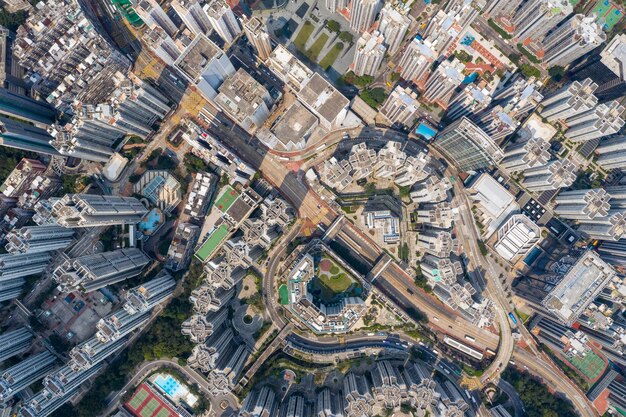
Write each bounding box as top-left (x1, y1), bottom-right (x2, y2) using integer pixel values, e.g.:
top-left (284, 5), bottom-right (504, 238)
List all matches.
top-left (127, 388), bottom-right (149, 411)
top-left (140, 399), bottom-right (160, 417)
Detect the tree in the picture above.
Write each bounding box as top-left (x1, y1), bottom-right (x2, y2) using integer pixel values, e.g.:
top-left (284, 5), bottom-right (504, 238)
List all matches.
top-left (548, 65), bottom-right (566, 81)
top-left (390, 72), bottom-right (400, 82)
top-left (359, 88), bottom-right (388, 109)
top-left (339, 31), bottom-right (353, 43)
top-left (326, 19), bottom-right (341, 32)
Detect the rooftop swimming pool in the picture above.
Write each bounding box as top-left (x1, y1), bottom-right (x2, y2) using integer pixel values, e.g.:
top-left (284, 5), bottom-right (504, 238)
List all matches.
top-left (138, 208), bottom-right (164, 235)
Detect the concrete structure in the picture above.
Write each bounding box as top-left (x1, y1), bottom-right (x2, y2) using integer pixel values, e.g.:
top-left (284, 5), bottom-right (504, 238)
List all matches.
top-left (522, 159), bottom-right (577, 192)
top-left (214, 68), bottom-right (273, 133)
top-left (348, 143), bottom-right (377, 180)
top-left (543, 251), bottom-right (617, 325)
top-left (542, 15), bottom-right (606, 68)
top-left (171, 0), bottom-right (212, 36)
top-left (96, 310), bottom-right (151, 344)
top-left (133, 0), bottom-right (178, 37)
top-left (554, 189), bottom-right (612, 220)
top-left (474, 107), bottom-right (519, 141)
top-left (540, 78), bottom-right (598, 122)
top-left (174, 34), bottom-right (236, 99)
top-left (352, 31), bottom-right (387, 76)
top-left (416, 202), bottom-right (458, 229)
top-left (424, 0), bottom-right (482, 55)
top-left (242, 16), bottom-right (272, 61)
top-left (0, 116), bottom-right (59, 156)
top-left (398, 38), bottom-right (436, 83)
top-left (189, 285), bottom-right (235, 314)
top-left (378, 3), bottom-right (411, 54)
top-left (468, 173), bottom-right (518, 237)
top-left (298, 73), bottom-right (350, 130)
top-left (343, 372), bottom-right (375, 417)
top-left (123, 270), bottom-right (176, 315)
top-left (0, 158), bottom-right (47, 198)
top-left (0, 351), bottom-right (57, 402)
top-left (52, 249), bottom-right (150, 293)
top-left (572, 34), bottom-right (626, 101)
top-left (350, 0), bottom-right (383, 32)
top-left (0, 327), bottom-right (32, 362)
top-left (240, 386), bottom-right (278, 417)
top-left (597, 136), bottom-right (626, 169)
top-left (512, 0), bottom-right (573, 42)
top-left (380, 86), bottom-right (420, 128)
top-left (42, 363), bottom-right (103, 399)
top-left (563, 101), bottom-right (625, 142)
top-left (321, 157), bottom-right (353, 191)
top-left (204, 0), bottom-right (241, 44)
top-left (166, 222), bottom-right (200, 272)
top-left (371, 361), bottom-right (406, 409)
top-left (410, 176), bottom-right (452, 203)
top-left (433, 117), bottom-right (504, 171)
top-left (500, 137), bottom-right (551, 172)
top-left (362, 199), bottom-right (401, 243)
top-left (0, 89), bottom-right (57, 128)
top-left (68, 337), bottom-right (126, 372)
top-left (317, 388), bottom-right (346, 417)
top-left (494, 214), bottom-right (541, 263)
top-left (421, 254), bottom-right (463, 286)
top-left (5, 225), bottom-right (74, 254)
top-left (326, 0), bottom-right (349, 11)
top-left (483, 0), bottom-right (523, 18)
top-left (0, 251), bottom-right (51, 281)
top-left (267, 45), bottom-right (313, 92)
top-left (447, 84), bottom-right (492, 121)
top-left (422, 59), bottom-right (466, 108)
top-left (417, 230), bottom-right (457, 258)
top-left (50, 194), bottom-right (148, 227)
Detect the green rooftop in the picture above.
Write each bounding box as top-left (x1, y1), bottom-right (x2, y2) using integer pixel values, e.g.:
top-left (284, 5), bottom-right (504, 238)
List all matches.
top-left (566, 350), bottom-right (606, 381)
top-left (215, 185), bottom-right (240, 213)
top-left (110, 0), bottom-right (144, 27)
top-left (195, 224), bottom-right (229, 261)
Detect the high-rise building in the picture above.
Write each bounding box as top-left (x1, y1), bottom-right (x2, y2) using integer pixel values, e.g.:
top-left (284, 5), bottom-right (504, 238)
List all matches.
top-left (0, 251), bottom-right (51, 281)
top-left (571, 34), bottom-right (626, 101)
top-left (123, 270), bottom-right (176, 315)
top-left (522, 159), bottom-right (577, 192)
top-left (42, 363), bottom-right (103, 399)
top-left (596, 136), bottom-right (626, 170)
top-left (424, 0), bottom-right (483, 55)
top-left (96, 310), bottom-right (151, 343)
top-left (0, 351), bottom-right (57, 402)
top-left (52, 249), bottom-right (150, 293)
top-left (482, 0), bottom-right (524, 18)
top-left (326, 0), bottom-right (349, 11)
top-left (352, 31), bottom-right (387, 76)
top-left (317, 388), bottom-right (345, 417)
top-left (350, 0), bottom-right (383, 32)
top-left (474, 107), bottom-right (519, 141)
top-left (171, 0), bottom-right (212, 36)
top-left (512, 0), bottom-right (573, 42)
top-left (563, 101), bottom-right (625, 142)
top-left (174, 34), bottom-right (236, 100)
top-left (433, 117), bottom-right (504, 171)
top-left (5, 225), bottom-right (74, 254)
top-left (0, 327), bottom-right (32, 362)
top-left (0, 89), bottom-right (57, 128)
top-left (239, 386), bottom-right (278, 417)
top-left (554, 188), bottom-right (611, 220)
top-left (422, 59), bottom-right (466, 108)
top-left (379, 86), bottom-right (420, 128)
top-left (242, 16), bottom-right (272, 61)
top-left (540, 78), bottom-right (598, 122)
top-left (0, 116), bottom-right (59, 156)
top-left (447, 84), bottom-right (492, 120)
top-left (378, 3), bottom-right (412, 54)
top-left (19, 387), bottom-right (82, 417)
top-left (133, 0), bottom-right (178, 37)
top-left (204, 0), bottom-right (241, 44)
top-left (397, 37), bottom-right (436, 83)
top-left (500, 137), bottom-right (551, 171)
top-left (68, 337), bottom-right (126, 372)
top-left (541, 15), bottom-right (606, 68)
top-left (49, 194), bottom-right (148, 228)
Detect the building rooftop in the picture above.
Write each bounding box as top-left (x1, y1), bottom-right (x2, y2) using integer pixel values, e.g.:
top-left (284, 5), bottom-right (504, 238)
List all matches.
top-left (543, 251), bottom-right (617, 325)
top-left (298, 73), bottom-right (349, 127)
top-left (174, 34), bottom-right (221, 81)
top-left (271, 101), bottom-right (318, 147)
top-left (601, 34), bottom-right (626, 81)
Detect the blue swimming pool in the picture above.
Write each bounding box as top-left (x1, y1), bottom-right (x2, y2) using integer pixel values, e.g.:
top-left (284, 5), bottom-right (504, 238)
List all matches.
top-left (138, 208), bottom-right (163, 234)
top-left (154, 374), bottom-right (182, 397)
top-left (415, 123), bottom-right (437, 140)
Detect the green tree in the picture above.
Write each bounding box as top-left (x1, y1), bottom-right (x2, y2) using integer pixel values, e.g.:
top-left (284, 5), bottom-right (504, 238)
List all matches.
top-left (520, 64), bottom-right (541, 79)
top-left (339, 31), bottom-right (353, 43)
top-left (326, 19), bottom-right (341, 32)
top-left (548, 65), bottom-right (566, 81)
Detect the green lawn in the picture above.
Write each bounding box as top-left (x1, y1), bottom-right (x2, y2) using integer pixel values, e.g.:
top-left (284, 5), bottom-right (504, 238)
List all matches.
top-left (319, 42), bottom-right (344, 70)
top-left (196, 224), bottom-right (229, 261)
top-left (294, 21), bottom-right (314, 51)
top-left (318, 272), bottom-right (352, 293)
top-left (306, 33), bottom-right (329, 61)
top-left (279, 284), bottom-right (289, 305)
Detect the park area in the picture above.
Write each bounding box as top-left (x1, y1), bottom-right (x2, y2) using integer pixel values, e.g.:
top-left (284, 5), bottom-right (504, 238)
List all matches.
top-left (310, 255), bottom-right (361, 303)
top-left (565, 349), bottom-right (607, 382)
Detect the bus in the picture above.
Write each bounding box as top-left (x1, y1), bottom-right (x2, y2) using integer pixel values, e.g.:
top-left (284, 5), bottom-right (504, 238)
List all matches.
top-left (508, 312), bottom-right (518, 325)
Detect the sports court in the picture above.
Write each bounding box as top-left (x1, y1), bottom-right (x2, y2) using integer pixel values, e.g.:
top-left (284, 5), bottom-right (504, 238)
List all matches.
top-left (591, 0), bottom-right (623, 31)
top-left (566, 350), bottom-right (607, 381)
top-left (215, 185), bottom-right (240, 213)
top-left (195, 224), bottom-right (230, 261)
top-left (125, 384), bottom-right (178, 417)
